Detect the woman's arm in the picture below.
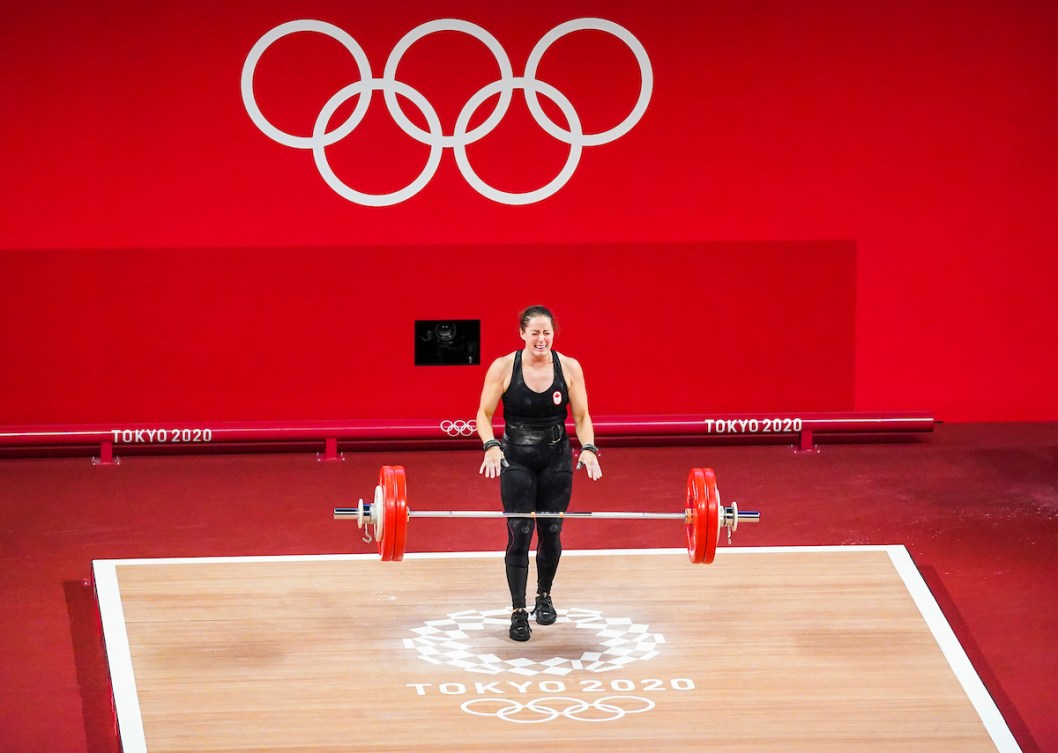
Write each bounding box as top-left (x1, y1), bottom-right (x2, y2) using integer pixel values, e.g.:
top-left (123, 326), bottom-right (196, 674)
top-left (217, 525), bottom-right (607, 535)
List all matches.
top-left (476, 355), bottom-right (509, 478)
top-left (564, 356), bottom-right (602, 481)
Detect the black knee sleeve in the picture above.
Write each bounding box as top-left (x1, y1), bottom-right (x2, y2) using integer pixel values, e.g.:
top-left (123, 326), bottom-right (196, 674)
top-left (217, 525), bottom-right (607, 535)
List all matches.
top-left (505, 518), bottom-right (534, 565)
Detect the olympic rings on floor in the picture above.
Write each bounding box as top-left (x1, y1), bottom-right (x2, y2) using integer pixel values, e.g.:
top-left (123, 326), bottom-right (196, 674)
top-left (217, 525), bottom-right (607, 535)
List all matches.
top-left (460, 695), bottom-right (655, 723)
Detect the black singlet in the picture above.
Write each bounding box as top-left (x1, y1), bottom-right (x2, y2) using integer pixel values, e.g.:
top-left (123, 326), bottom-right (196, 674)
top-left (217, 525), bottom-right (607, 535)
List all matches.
top-left (501, 351), bottom-right (569, 445)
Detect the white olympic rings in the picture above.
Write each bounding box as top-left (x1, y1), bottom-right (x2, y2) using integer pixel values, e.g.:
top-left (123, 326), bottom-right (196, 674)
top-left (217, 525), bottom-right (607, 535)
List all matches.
top-left (461, 695), bottom-right (655, 723)
top-left (440, 419), bottom-right (477, 437)
top-left (241, 18), bottom-right (652, 205)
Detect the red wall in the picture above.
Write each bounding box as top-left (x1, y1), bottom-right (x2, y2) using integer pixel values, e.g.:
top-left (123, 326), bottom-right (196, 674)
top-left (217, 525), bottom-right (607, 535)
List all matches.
top-left (0, 243), bottom-right (855, 423)
top-left (2, 1), bottom-right (1056, 423)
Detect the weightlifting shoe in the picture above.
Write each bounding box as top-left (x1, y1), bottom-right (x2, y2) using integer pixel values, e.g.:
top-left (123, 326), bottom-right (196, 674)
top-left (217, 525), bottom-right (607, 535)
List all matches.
top-left (509, 609), bottom-right (532, 641)
top-left (533, 592), bottom-right (557, 625)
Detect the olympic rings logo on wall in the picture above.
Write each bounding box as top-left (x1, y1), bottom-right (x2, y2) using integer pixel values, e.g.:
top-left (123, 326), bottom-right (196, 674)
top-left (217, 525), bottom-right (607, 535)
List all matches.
top-left (440, 419), bottom-right (477, 437)
top-left (461, 695), bottom-right (655, 724)
top-left (240, 18), bottom-right (653, 206)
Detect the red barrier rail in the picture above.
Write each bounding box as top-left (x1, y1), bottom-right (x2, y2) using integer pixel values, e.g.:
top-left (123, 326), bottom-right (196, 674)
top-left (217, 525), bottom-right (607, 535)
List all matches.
top-left (0, 413), bottom-right (934, 464)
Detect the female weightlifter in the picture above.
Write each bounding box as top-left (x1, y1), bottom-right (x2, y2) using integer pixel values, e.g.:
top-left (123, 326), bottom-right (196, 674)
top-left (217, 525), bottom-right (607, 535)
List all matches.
top-left (476, 305), bottom-right (602, 641)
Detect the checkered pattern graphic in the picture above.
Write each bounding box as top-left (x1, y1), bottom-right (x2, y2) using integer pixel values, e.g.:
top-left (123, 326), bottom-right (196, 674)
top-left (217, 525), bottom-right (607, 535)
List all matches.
top-left (404, 607), bottom-right (665, 676)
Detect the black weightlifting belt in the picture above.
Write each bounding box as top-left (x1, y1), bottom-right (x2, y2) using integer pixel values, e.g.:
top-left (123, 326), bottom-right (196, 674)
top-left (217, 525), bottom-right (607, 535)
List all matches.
top-left (503, 419), bottom-right (567, 446)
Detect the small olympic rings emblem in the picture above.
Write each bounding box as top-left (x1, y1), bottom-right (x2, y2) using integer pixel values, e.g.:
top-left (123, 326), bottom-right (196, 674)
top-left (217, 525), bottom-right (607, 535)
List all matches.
top-left (241, 18), bottom-right (652, 206)
top-left (440, 419), bottom-right (477, 437)
top-left (461, 695), bottom-right (654, 723)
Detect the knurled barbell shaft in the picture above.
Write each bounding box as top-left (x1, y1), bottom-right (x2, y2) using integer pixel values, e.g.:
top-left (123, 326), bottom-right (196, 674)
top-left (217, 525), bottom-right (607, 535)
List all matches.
top-left (333, 506), bottom-right (761, 522)
top-left (412, 511), bottom-right (688, 520)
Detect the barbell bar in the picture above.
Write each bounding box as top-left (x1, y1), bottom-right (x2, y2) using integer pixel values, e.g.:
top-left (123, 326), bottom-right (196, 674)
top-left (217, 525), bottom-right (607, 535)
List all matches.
top-left (334, 465), bottom-right (760, 564)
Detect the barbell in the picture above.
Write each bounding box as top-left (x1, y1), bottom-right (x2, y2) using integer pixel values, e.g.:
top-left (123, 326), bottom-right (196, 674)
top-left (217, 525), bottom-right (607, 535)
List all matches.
top-left (334, 465), bottom-right (760, 564)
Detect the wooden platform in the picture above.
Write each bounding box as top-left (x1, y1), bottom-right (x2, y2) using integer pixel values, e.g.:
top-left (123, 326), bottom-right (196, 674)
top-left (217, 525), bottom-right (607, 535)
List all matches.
top-left (92, 547), bottom-right (1021, 753)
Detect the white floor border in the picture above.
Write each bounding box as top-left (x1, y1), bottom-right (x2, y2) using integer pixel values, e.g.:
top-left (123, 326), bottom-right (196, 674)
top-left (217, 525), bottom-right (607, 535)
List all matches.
top-left (91, 545), bottom-right (1022, 753)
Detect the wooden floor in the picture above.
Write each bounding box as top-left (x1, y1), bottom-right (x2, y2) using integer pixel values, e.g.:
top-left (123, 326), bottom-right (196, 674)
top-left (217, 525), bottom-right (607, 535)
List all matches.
top-left (94, 547), bottom-right (1019, 753)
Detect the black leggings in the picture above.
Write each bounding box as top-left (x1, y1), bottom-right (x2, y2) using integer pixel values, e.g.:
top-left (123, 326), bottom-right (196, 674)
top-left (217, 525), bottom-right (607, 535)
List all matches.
top-left (500, 436), bottom-right (573, 609)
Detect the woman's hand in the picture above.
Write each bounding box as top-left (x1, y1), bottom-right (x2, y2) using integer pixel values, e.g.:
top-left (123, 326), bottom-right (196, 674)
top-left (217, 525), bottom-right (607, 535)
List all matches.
top-left (479, 446), bottom-right (506, 478)
top-left (577, 450), bottom-right (602, 481)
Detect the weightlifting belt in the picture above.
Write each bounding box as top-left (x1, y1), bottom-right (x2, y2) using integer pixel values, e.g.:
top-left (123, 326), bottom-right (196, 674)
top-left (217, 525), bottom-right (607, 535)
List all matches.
top-left (503, 419), bottom-right (567, 446)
